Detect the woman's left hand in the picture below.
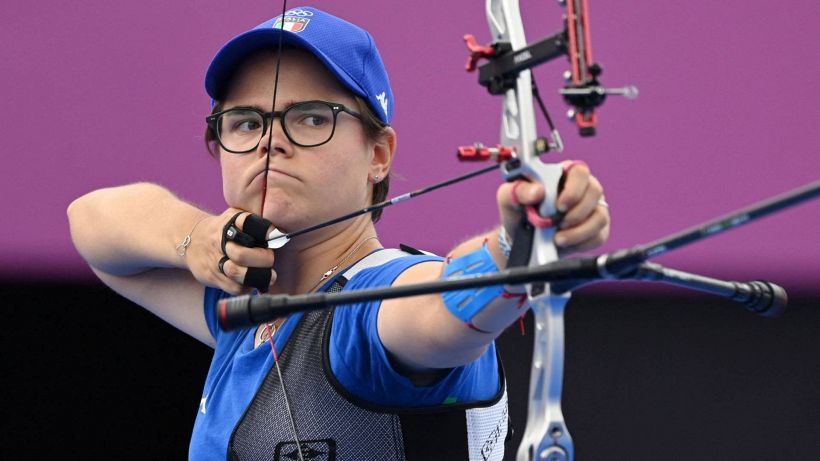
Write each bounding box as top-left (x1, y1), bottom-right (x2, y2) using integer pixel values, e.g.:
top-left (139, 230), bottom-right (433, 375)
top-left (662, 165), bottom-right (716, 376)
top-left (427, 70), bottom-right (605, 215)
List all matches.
top-left (497, 160), bottom-right (610, 254)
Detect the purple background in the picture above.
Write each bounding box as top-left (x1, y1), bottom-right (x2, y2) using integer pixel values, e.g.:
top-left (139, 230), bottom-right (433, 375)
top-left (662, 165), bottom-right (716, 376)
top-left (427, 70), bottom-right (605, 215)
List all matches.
top-left (2, 0), bottom-right (818, 289)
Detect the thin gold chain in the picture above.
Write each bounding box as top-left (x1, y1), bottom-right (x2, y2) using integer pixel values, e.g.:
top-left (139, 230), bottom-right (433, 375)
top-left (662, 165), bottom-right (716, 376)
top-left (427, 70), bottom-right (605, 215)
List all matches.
top-left (308, 235), bottom-right (378, 292)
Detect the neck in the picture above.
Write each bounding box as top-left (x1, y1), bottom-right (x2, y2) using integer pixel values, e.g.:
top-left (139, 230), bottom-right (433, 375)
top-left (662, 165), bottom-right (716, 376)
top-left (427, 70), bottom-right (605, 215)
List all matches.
top-left (270, 215), bottom-right (381, 294)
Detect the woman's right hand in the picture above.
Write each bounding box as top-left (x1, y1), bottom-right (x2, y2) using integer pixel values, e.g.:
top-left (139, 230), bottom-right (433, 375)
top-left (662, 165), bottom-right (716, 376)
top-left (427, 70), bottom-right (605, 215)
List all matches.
top-left (186, 209), bottom-right (277, 295)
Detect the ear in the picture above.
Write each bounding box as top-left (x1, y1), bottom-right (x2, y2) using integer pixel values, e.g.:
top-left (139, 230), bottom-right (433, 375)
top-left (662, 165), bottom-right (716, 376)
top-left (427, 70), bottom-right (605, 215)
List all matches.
top-left (369, 126), bottom-right (396, 181)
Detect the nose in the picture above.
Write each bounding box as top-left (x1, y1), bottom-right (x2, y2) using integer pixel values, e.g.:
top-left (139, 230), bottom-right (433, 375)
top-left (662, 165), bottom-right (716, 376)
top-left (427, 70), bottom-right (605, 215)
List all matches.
top-left (259, 115), bottom-right (291, 157)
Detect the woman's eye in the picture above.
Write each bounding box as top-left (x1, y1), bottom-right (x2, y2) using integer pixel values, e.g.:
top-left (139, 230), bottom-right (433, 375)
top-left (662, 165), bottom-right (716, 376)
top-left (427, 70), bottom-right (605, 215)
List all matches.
top-left (232, 119), bottom-right (261, 132)
top-left (220, 110), bottom-right (263, 135)
top-left (300, 113), bottom-right (330, 127)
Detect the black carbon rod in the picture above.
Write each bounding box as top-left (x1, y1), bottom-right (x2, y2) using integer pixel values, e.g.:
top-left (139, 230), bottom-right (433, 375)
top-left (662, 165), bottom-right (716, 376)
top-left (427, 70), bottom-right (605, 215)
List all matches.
top-left (219, 181), bottom-right (819, 330)
top-left (218, 256), bottom-right (599, 330)
top-left (632, 262), bottom-right (788, 317)
top-left (639, 180), bottom-right (820, 259)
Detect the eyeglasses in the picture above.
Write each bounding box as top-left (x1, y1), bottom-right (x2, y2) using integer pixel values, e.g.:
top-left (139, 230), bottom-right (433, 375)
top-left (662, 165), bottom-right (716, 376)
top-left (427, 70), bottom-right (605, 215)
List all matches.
top-left (206, 100), bottom-right (364, 153)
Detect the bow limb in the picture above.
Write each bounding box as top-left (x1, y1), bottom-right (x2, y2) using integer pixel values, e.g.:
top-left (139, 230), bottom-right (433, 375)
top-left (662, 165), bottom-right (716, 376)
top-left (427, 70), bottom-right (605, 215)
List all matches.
top-left (486, 1), bottom-right (573, 460)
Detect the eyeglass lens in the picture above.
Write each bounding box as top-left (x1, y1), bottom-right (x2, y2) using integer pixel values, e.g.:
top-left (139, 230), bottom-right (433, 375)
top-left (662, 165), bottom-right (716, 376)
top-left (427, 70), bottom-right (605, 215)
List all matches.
top-left (217, 102), bottom-right (338, 151)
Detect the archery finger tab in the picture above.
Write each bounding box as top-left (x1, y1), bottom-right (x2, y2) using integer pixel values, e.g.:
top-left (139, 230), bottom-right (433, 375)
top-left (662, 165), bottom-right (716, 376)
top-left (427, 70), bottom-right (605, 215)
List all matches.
top-left (243, 267), bottom-right (273, 293)
top-left (224, 244), bottom-right (276, 270)
top-left (241, 213), bottom-right (273, 245)
top-left (221, 212), bottom-right (245, 255)
top-left (226, 225), bottom-right (256, 248)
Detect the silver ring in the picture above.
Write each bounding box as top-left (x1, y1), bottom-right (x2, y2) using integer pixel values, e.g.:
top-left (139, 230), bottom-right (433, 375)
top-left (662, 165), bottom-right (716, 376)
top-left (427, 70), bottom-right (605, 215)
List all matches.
top-left (597, 199), bottom-right (609, 210)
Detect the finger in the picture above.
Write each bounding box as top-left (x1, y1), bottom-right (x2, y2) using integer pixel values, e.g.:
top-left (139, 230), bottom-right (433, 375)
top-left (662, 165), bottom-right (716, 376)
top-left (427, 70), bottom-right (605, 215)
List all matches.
top-left (514, 181), bottom-right (546, 207)
top-left (243, 267), bottom-right (275, 293)
top-left (556, 161), bottom-right (591, 213)
top-left (217, 255), bottom-right (230, 275)
top-left (498, 180), bottom-right (545, 210)
top-left (559, 176), bottom-right (604, 229)
top-left (221, 211), bottom-right (248, 254)
top-left (218, 258), bottom-right (277, 293)
top-left (224, 242), bottom-right (275, 268)
top-left (212, 258), bottom-right (246, 295)
top-left (236, 213), bottom-right (275, 245)
top-left (554, 207), bottom-right (609, 250)
top-left (558, 221), bottom-right (610, 254)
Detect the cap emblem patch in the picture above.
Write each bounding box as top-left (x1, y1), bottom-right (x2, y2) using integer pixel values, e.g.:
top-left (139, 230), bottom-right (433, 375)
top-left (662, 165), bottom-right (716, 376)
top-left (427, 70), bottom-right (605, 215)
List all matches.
top-left (273, 15), bottom-right (310, 33)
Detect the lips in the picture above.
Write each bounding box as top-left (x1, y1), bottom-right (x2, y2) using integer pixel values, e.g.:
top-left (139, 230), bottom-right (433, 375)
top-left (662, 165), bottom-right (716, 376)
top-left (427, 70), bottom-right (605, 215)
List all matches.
top-left (255, 168), bottom-right (297, 183)
top-left (267, 168), bottom-right (297, 180)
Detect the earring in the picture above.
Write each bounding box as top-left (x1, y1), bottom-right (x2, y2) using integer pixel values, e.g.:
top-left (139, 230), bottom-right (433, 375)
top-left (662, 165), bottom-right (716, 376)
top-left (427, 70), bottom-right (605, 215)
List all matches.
top-left (372, 175), bottom-right (381, 183)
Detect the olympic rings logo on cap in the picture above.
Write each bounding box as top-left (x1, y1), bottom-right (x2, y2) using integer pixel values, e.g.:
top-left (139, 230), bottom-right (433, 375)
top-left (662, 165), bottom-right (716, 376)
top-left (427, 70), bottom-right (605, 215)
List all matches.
top-left (285, 9), bottom-right (314, 17)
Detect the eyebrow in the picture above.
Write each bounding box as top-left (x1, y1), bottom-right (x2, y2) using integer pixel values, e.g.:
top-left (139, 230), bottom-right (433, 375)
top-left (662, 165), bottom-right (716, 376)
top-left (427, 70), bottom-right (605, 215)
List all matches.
top-left (225, 100), bottom-right (300, 112)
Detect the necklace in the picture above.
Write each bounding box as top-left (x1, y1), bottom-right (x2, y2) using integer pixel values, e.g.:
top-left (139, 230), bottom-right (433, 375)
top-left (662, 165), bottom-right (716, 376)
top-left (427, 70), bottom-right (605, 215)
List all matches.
top-left (309, 235), bottom-right (379, 292)
top-left (257, 235), bottom-right (379, 345)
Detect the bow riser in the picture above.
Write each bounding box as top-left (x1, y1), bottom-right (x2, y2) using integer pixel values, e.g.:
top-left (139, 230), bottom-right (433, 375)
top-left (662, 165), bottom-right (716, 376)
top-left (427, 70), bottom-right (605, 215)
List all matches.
top-left (488, 1), bottom-right (574, 460)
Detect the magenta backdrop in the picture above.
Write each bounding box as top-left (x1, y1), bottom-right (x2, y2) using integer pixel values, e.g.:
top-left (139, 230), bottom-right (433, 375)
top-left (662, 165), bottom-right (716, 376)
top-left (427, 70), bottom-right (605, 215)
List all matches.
top-left (2, 1), bottom-right (818, 290)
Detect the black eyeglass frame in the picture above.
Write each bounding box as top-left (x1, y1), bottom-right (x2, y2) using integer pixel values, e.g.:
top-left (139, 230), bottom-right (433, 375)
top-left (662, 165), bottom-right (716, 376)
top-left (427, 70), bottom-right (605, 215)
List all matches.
top-left (206, 100), bottom-right (364, 153)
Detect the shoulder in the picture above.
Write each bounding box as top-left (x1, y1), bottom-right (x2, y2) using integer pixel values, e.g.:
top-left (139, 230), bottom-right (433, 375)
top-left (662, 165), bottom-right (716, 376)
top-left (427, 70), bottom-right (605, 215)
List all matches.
top-left (341, 248), bottom-right (442, 289)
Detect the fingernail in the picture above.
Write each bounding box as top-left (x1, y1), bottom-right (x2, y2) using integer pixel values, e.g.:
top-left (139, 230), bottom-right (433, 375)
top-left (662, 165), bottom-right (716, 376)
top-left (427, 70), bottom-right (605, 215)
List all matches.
top-left (557, 202), bottom-right (567, 212)
top-left (555, 234), bottom-right (566, 246)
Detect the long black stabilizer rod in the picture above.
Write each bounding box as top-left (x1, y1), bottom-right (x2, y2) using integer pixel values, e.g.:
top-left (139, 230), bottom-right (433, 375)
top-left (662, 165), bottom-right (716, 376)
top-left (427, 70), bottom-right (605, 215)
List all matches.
top-left (567, 180), bottom-right (820, 280)
top-left (220, 180), bottom-right (819, 330)
top-left (631, 262), bottom-right (788, 317)
top-left (218, 256), bottom-right (787, 330)
top-left (542, 179), bottom-right (820, 284)
top-left (218, 256), bottom-right (599, 330)
top-left (640, 180), bottom-right (820, 259)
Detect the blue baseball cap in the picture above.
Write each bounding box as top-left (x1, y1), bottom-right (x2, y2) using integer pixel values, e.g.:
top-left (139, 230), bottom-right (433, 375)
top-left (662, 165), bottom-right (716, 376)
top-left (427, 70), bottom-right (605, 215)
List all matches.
top-left (205, 6), bottom-right (393, 124)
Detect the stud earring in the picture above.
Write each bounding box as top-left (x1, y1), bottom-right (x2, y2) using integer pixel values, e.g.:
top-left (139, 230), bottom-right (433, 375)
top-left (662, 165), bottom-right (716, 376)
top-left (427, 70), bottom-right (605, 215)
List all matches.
top-left (372, 175), bottom-right (381, 183)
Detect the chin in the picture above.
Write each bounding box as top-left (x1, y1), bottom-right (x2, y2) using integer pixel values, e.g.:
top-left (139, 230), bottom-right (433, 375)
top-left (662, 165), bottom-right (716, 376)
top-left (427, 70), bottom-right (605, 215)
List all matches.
top-left (259, 202), bottom-right (301, 231)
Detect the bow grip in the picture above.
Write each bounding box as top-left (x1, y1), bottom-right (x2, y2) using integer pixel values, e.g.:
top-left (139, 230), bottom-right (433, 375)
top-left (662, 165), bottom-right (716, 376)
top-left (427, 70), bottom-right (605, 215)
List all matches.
top-left (503, 160), bottom-right (564, 267)
top-left (503, 160), bottom-right (563, 216)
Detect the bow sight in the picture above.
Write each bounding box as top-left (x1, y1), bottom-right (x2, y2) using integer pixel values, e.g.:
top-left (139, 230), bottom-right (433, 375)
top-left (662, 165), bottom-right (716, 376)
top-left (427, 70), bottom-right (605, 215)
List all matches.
top-left (464, 0), bottom-right (637, 144)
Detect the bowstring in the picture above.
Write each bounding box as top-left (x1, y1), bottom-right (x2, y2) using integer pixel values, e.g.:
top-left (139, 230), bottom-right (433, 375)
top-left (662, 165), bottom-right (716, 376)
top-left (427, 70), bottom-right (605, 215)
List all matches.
top-left (260, 2), bottom-right (305, 460)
